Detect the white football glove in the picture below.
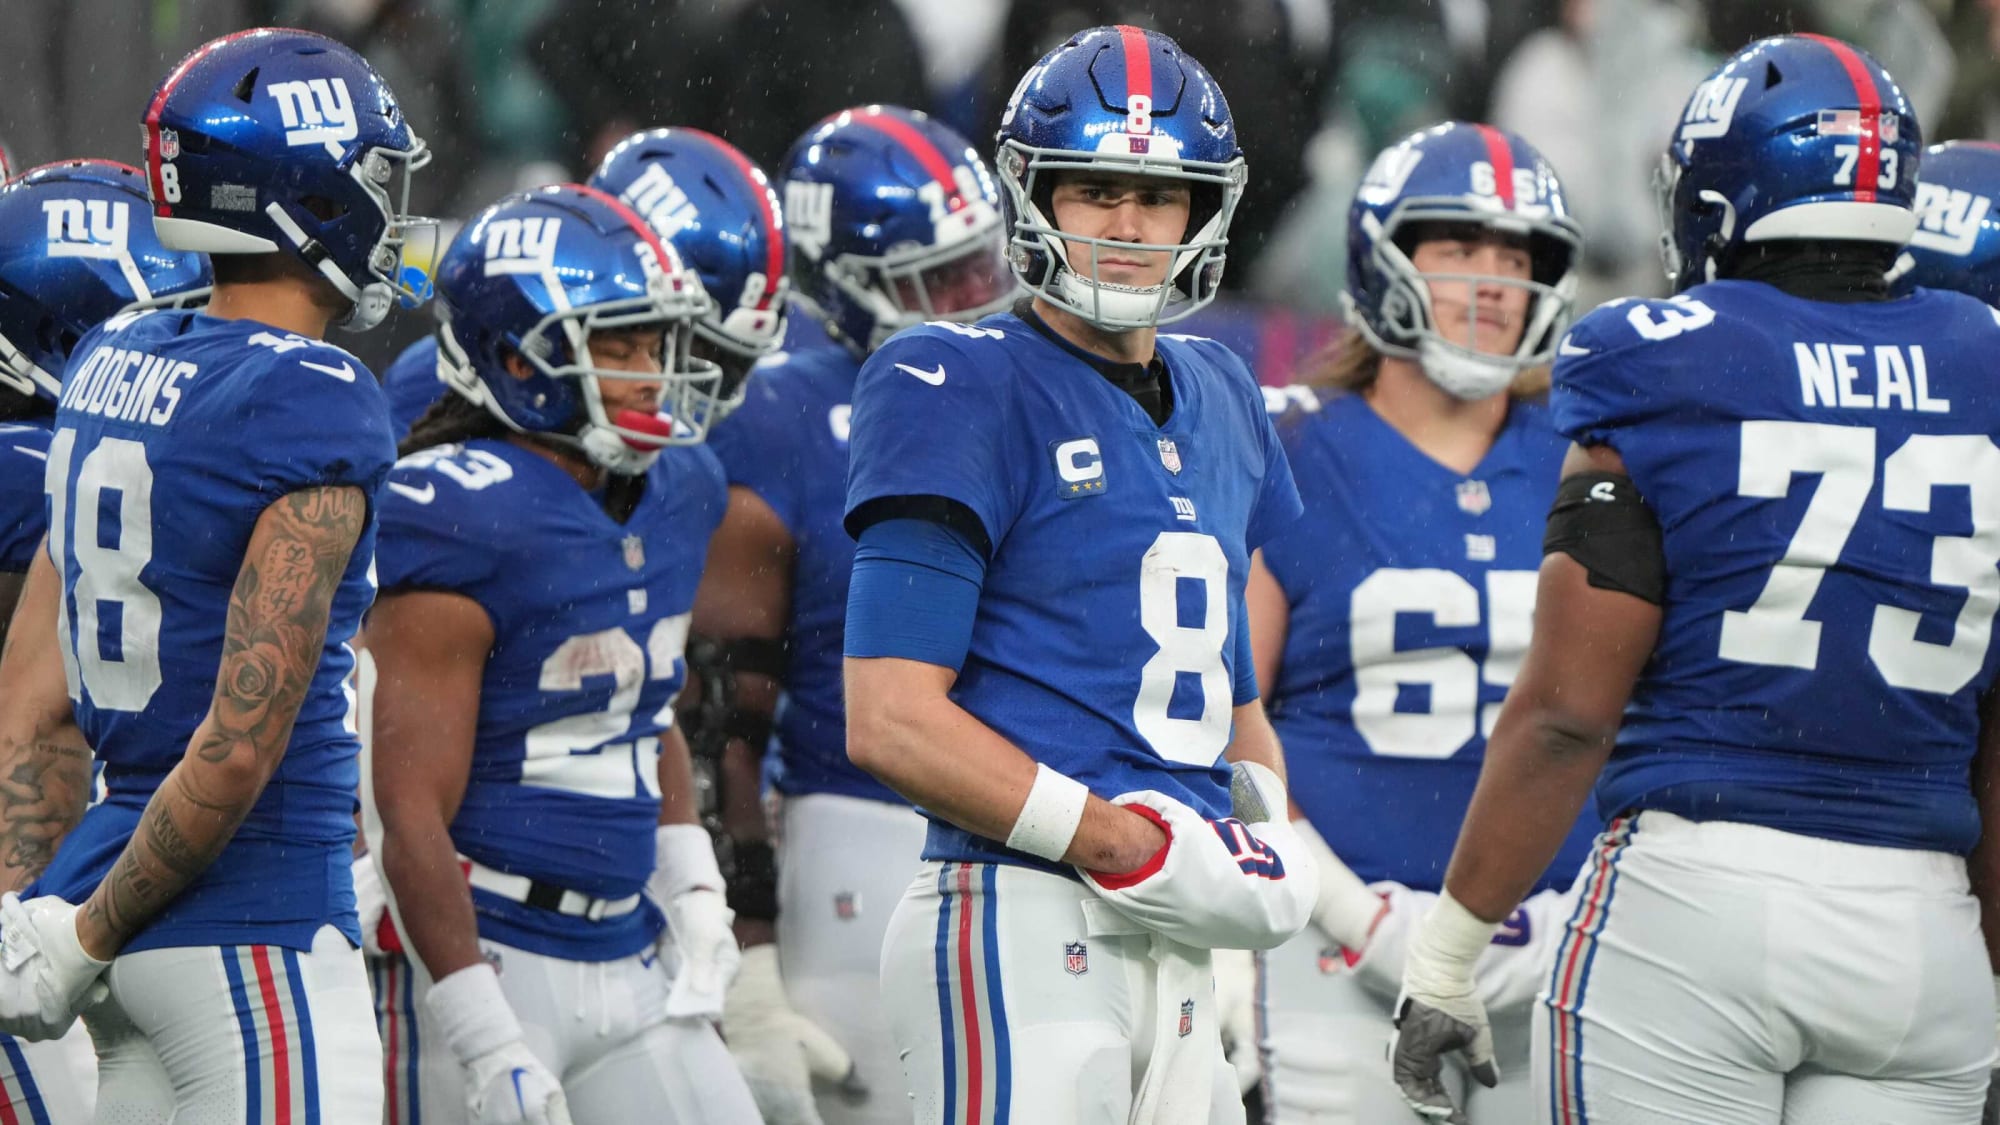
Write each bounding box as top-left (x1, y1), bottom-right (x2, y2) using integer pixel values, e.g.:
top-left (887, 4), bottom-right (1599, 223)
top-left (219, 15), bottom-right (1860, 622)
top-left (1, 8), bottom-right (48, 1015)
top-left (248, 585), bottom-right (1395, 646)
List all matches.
top-left (1079, 763), bottom-right (1318, 951)
top-left (1390, 892), bottom-right (1502, 1125)
top-left (1212, 948), bottom-right (1261, 1095)
top-left (723, 943), bottom-right (863, 1125)
top-left (0, 894), bottom-right (110, 1041)
top-left (649, 824), bottom-right (741, 1020)
top-left (426, 962), bottom-right (572, 1125)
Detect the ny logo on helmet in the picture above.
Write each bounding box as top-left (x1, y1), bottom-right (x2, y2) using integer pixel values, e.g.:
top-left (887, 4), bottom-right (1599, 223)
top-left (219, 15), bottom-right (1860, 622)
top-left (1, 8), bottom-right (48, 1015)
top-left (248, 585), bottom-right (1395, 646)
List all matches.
top-left (268, 78), bottom-right (358, 149)
top-left (1911, 183), bottom-right (1993, 258)
top-left (619, 164), bottom-right (699, 239)
top-left (42, 199), bottom-right (130, 261)
top-left (482, 217), bottom-right (562, 277)
top-left (785, 181), bottom-right (834, 259)
top-left (1679, 76), bottom-right (1748, 141)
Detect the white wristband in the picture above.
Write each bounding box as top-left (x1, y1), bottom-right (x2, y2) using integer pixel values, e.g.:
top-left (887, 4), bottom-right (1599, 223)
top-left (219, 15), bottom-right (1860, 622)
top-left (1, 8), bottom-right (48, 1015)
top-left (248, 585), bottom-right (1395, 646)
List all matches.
top-left (1405, 889), bottom-right (1502, 999)
top-left (425, 962), bottom-right (524, 1064)
top-left (1005, 763), bottom-right (1090, 863)
top-left (650, 823), bottom-right (726, 903)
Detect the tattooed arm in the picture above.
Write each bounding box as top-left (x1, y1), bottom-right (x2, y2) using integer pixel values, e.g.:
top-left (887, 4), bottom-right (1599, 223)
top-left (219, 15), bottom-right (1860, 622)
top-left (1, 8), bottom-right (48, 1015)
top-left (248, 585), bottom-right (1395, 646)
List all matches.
top-left (0, 547), bottom-right (92, 893)
top-left (71, 486), bottom-right (366, 960)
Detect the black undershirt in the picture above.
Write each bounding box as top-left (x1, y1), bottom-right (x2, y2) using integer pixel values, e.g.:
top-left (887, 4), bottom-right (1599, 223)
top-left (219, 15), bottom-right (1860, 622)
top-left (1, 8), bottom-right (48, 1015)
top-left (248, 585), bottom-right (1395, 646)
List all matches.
top-left (1012, 298), bottom-right (1174, 425)
top-left (1723, 240), bottom-right (1898, 304)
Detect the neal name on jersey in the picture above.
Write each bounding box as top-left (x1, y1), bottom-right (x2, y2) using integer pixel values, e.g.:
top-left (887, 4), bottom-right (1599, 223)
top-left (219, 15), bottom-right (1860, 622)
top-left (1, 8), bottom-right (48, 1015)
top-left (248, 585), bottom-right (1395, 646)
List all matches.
top-left (1554, 281), bottom-right (2000, 854)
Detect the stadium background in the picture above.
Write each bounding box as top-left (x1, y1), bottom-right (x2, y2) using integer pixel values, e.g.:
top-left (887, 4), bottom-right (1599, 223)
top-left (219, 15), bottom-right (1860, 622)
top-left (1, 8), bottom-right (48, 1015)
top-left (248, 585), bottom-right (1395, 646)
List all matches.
top-left (0, 0), bottom-right (1993, 378)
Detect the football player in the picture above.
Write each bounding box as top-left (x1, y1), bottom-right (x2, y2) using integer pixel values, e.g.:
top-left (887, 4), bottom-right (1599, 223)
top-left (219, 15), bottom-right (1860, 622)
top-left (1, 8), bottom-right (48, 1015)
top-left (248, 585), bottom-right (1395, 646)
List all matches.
top-left (366, 184), bottom-right (758, 1125)
top-left (689, 104), bottom-right (1014, 1125)
top-left (0, 157), bottom-right (210, 1125)
top-left (1391, 35), bottom-right (2000, 1124)
top-left (0, 27), bottom-right (426, 1117)
top-left (1895, 140), bottom-right (2000, 307)
top-left (1246, 122), bottom-right (1592, 1124)
top-left (842, 26), bottom-right (1317, 1124)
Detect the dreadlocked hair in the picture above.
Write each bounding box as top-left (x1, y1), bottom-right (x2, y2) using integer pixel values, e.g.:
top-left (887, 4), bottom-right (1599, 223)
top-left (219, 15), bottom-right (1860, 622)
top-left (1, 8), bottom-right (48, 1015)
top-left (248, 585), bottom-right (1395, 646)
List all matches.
top-left (398, 390), bottom-right (511, 458)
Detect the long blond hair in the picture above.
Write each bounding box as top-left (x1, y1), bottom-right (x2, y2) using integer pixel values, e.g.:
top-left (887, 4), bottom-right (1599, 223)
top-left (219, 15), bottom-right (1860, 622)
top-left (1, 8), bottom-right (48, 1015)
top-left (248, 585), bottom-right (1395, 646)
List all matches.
top-left (1301, 326), bottom-right (1549, 399)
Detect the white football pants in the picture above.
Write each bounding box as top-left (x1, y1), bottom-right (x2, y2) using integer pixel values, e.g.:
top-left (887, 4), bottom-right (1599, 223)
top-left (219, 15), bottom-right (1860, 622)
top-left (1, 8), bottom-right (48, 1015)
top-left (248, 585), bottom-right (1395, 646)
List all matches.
top-left (86, 923), bottom-right (382, 1123)
top-left (1537, 811), bottom-right (1993, 1124)
top-left (0, 1025), bottom-right (96, 1123)
top-left (880, 860), bottom-right (1244, 1125)
top-left (1258, 882), bottom-right (1577, 1124)
top-left (376, 937), bottom-right (759, 1125)
top-left (777, 792), bottom-right (928, 1125)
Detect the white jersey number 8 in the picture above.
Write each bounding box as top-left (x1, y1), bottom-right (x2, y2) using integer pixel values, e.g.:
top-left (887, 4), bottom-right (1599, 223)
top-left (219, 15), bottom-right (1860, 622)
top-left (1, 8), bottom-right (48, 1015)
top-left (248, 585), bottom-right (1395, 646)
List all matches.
top-left (1134, 531), bottom-right (1234, 766)
top-left (44, 429), bottom-right (164, 711)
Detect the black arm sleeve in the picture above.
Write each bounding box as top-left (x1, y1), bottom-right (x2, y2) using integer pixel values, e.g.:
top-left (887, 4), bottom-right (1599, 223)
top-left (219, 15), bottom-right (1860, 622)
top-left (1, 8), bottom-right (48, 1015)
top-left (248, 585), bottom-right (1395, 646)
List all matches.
top-left (1543, 471), bottom-right (1667, 606)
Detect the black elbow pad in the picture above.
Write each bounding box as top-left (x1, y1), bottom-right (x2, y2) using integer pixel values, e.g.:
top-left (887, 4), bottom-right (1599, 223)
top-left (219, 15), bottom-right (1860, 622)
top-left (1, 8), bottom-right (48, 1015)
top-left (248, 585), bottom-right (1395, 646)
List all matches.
top-left (1543, 472), bottom-right (1666, 605)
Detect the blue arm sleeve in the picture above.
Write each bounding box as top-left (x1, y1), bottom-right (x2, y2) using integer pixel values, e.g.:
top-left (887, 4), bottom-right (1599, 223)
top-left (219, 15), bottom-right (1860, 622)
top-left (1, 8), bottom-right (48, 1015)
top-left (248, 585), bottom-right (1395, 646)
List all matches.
top-left (844, 518), bottom-right (988, 671)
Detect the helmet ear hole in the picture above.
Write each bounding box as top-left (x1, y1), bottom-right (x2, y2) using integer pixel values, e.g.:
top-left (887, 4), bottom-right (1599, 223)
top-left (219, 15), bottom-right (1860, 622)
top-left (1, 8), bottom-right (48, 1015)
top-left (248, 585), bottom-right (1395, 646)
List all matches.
top-left (299, 195), bottom-right (347, 222)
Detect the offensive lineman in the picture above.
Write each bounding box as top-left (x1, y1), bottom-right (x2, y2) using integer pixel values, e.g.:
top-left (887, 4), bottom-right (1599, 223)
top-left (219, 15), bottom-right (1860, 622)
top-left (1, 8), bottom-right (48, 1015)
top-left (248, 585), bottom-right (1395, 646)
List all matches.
top-left (843, 26), bottom-right (1317, 1124)
top-left (1248, 121), bottom-right (1593, 1124)
top-left (366, 184), bottom-right (758, 1125)
top-left (693, 103), bottom-right (1016, 1125)
top-left (1392, 35), bottom-right (2000, 1124)
top-left (0, 27), bottom-right (427, 1117)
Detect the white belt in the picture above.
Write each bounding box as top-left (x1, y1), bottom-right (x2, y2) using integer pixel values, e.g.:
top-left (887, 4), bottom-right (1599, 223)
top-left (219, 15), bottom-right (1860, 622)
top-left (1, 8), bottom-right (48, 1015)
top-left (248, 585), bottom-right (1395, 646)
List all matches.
top-left (465, 862), bottom-right (642, 922)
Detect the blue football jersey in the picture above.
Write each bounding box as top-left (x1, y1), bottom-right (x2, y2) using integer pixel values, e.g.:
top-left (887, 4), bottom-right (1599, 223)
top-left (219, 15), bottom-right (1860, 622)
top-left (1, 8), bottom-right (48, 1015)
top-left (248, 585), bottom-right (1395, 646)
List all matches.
top-left (0, 419), bottom-right (51, 573)
top-left (1554, 281), bottom-right (2000, 854)
top-left (707, 346), bottom-right (900, 804)
top-left (1263, 391), bottom-right (1595, 893)
top-left (375, 438), bottom-right (726, 961)
top-left (34, 309), bottom-right (393, 953)
top-left (380, 336), bottom-right (444, 442)
top-left (845, 314), bottom-right (1303, 870)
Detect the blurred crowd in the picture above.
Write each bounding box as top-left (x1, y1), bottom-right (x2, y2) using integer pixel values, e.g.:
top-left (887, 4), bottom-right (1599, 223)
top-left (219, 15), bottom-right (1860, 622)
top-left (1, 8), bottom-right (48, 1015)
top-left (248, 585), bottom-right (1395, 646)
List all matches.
top-left (2, 0), bottom-right (1996, 357)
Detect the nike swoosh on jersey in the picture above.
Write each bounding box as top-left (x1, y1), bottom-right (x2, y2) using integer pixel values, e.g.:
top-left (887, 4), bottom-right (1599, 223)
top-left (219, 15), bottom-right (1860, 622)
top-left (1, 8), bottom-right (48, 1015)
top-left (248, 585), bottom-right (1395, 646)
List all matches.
top-left (894, 362), bottom-right (947, 386)
top-left (300, 358), bottom-right (357, 382)
top-left (11, 446), bottom-right (46, 461)
top-left (387, 480), bottom-right (436, 504)
top-left (1558, 337), bottom-right (1592, 357)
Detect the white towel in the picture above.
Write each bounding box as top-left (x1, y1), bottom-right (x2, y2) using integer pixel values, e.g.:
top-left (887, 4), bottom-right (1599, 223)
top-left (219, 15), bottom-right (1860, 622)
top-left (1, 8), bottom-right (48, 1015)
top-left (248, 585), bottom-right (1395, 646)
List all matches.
top-left (1080, 901), bottom-right (1218, 1125)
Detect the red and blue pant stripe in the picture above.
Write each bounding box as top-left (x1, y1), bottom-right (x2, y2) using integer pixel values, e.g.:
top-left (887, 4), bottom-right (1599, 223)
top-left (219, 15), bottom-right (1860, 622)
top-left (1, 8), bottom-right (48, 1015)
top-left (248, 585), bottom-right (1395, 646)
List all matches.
top-left (932, 862), bottom-right (1013, 1124)
top-left (1544, 815), bottom-right (1637, 1125)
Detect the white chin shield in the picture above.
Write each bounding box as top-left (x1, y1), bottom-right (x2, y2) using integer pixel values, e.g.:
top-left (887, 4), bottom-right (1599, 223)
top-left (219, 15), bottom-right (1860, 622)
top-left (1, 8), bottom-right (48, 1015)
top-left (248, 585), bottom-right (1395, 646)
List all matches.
top-left (579, 423), bottom-right (665, 476)
top-left (1417, 340), bottom-right (1522, 401)
top-left (1054, 266), bottom-right (1172, 329)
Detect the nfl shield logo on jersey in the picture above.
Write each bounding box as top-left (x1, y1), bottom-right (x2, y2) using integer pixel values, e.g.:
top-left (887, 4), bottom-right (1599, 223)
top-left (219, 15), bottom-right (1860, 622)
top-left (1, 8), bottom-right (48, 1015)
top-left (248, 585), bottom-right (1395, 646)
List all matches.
top-left (1455, 480), bottom-right (1492, 515)
top-left (622, 535), bottom-right (645, 571)
top-left (1064, 941), bottom-right (1088, 976)
top-left (1178, 998), bottom-right (1194, 1037)
top-left (833, 891), bottom-right (857, 921)
top-left (1157, 437), bottom-right (1182, 475)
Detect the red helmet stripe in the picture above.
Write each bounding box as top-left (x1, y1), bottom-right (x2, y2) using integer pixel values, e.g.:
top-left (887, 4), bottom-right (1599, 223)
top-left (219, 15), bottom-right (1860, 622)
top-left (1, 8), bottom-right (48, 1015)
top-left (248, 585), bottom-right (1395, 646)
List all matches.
top-left (142, 27), bottom-right (271, 217)
top-left (853, 110), bottom-right (965, 212)
top-left (1117, 25), bottom-right (1153, 112)
top-left (1473, 123), bottom-right (1517, 210)
top-left (672, 127), bottom-right (785, 312)
top-left (1803, 34), bottom-right (1883, 204)
top-left (572, 182), bottom-right (686, 293)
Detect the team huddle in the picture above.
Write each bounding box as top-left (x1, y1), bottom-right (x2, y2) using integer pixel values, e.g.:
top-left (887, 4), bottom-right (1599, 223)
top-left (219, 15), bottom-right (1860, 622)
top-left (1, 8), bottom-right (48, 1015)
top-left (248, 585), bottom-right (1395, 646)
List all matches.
top-left (0, 17), bottom-right (1996, 1125)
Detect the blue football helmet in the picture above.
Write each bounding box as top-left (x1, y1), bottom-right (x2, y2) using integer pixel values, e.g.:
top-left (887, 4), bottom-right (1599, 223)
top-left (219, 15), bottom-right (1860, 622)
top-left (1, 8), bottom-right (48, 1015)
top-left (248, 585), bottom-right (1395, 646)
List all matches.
top-left (995, 25), bottom-right (1246, 330)
top-left (434, 184), bottom-right (720, 473)
top-left (1657, 34), bottom-right (1921, 292)
top-left (1345, 122), bottom-right (1581, 400)
top-left (142, 27), bottom-right (430, 330)
top-left (780, 105), bottom-right (1014, 355)
top-left (0, 160), bottom-right (211, 403)
top-left (590, 127), bottom-right (788, 409)
top-left (1893, 141), bottom-right (2000, 307)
